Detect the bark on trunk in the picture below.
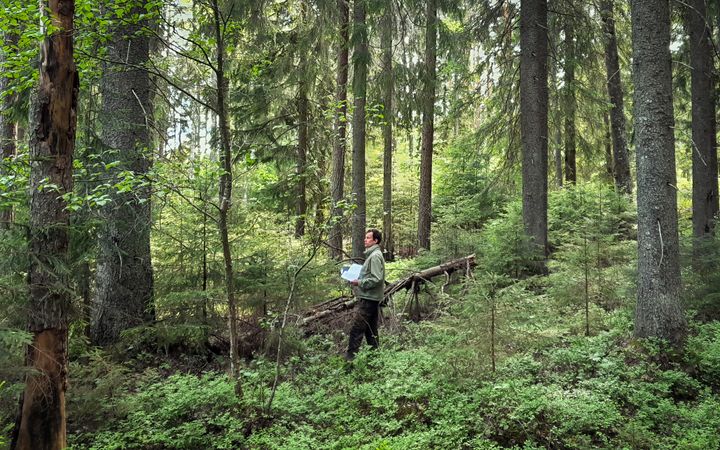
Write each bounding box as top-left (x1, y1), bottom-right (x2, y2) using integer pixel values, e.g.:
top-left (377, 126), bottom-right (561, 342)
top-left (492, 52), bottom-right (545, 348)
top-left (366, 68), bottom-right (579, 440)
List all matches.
top-left (563, 19), bottom-right (576, 185)
top-left (603, 112), bottom-right (614, 180)
top-left (382, 0), bottom-right (394, 260)
top-left (13, 0), bottom-right (78, 447)
top-left (630, 0), bottom-right (686, 346)
top-left (295, 87), bottom-right (308, 237)
top-left (212, 0), bottom-right (241, 383)
top-left (418, 0), bottom-right (437, 251)
top-left (686, 0), bottom-right (718, 243)
top-left (520, 0), bottom-right (549, 267)
top-left (601, 0), bottom-right (632, 195)
top-left (92, 0), bottom-right (154, 345)
top-left (329, 0), bottom-right (350, 260)
top-left (351, 0), bottom-right (369, 258)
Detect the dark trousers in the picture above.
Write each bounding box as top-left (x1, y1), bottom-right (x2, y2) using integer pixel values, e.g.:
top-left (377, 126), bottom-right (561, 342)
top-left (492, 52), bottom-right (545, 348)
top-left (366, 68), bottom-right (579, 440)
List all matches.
top-left (346, 298), bottom-right (380, 359)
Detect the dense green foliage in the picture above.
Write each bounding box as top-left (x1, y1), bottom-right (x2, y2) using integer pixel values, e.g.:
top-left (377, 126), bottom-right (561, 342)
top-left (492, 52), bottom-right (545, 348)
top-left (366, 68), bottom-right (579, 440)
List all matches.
top-left (0, 187), bottom-right (700, 448)
top-left (64, 306), bottom-right (720, 449)
top-left (2, 0), bottom-right (720, 447)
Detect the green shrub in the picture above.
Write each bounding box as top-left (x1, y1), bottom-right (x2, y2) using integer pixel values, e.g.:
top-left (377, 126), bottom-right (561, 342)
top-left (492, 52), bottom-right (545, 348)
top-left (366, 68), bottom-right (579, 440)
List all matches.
top-left (69, 372), bottom-right (246, 450)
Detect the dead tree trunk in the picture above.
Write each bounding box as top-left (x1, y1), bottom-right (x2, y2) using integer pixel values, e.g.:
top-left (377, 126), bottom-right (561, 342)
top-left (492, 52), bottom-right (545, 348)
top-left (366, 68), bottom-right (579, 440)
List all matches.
top-left (12, 0), bottom-right (78, 448)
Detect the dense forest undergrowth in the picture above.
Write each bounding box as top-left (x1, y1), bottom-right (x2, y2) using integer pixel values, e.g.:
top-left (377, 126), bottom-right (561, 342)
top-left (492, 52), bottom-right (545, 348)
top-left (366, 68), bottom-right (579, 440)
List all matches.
top-left (3, 0), bottom-right (720, 447)
top-left (5, 184), bottom-right (720, 449)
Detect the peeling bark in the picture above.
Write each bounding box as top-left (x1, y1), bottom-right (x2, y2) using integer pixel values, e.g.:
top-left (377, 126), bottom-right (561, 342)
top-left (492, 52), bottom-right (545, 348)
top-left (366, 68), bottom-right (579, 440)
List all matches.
top-left (13, 0), bottom-right (78, 447)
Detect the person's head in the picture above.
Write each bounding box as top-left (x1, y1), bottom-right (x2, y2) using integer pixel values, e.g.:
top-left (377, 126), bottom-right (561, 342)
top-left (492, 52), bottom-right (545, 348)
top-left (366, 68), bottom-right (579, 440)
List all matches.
top-left (364, 229), bottom-right (382, 248)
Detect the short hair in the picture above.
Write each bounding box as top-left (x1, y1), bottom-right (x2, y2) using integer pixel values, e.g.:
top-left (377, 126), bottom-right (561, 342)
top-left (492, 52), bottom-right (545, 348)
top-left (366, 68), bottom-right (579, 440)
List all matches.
top-left (366, 228), bottom-right (382, 244)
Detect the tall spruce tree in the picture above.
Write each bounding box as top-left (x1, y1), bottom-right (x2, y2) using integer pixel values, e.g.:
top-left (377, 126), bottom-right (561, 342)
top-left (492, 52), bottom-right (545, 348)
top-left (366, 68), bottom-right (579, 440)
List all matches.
top-left (351, 0), bottom-right (369, 258)
top-left (295, 1), bottom-right (310, 238)
top-left (685, 0), bottom-right (718, 244)
top-left (329, 0), bottom-right (350, 259)
top-left (563, 16), bottom-right (576, 184)
top-left (520, 0), bottom-right (549, 267)
top-left (92, 0), bottom-right (155, 345)
top-left (382, 0), bottom-right (394, 259)
top-left (631, 0), bottom-right (686, 346)
top-left (600, 0), bottom-right (632, 194)
top-left (418, 0), bottom-right (437, 251)
top-left (13, 0), bottom-right (78, 447)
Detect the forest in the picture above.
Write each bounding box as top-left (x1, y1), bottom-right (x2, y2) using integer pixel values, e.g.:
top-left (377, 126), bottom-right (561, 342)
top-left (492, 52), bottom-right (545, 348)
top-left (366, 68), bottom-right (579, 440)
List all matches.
top-left (2, 0), bottom-right (720, 448)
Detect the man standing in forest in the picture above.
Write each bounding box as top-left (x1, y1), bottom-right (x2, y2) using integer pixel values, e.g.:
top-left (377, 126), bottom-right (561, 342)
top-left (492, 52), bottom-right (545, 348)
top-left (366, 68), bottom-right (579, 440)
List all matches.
top-left (345, 229), bottom-right (386, 361)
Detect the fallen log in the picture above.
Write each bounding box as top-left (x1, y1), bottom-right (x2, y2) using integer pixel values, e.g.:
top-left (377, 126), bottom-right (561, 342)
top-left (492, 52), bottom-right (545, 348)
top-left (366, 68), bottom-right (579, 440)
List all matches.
top-left (301, 254), bottom-right (476, 333)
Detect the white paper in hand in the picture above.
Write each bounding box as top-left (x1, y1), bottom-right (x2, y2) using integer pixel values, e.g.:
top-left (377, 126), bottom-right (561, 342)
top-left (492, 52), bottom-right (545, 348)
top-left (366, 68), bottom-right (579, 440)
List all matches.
top-left (340, 263), bottom-right (362, 282)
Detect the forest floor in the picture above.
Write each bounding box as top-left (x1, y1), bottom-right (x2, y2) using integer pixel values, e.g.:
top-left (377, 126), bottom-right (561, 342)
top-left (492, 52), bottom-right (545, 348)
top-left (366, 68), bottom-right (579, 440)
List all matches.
top-left (55, 254), bottom-right (720, 450)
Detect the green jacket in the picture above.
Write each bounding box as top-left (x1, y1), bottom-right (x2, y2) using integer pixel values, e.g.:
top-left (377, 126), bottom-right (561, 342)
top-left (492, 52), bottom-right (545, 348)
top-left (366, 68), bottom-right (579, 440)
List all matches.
top-left (357, 244), bottom-right (385, 302)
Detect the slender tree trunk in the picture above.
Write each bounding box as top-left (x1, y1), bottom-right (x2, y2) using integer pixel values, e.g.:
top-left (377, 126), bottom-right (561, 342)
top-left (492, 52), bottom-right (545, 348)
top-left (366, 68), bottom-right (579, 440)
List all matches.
top-left (548, 33), bottom-right (563, 189)
top-left (212, 0), bottom-right (241, 386)
top-left (295, 86), bottom-right (309, 237)
top-left (601, 0), bottom-right (632, 195)
top-left (686, 0), bottom-right (718, 244)
top-left (92, 0), bottom-right (155, 345)
top-left (12, 0), bottom-right (78, 448)
top-left (631, 0), bottom-right (686, 346)
top-left (563, 19), bottom-right (576, 185)
top-left (314, 102), bottom-right (328, 228)
top-left (520, 0), bottom-right (549, 267)
top-left (603, 112), bottom-right (614, 180)
top-left (295, 1), bottom-right (309, 238)
top-left (351, 0), bottom-right (369, 258)
top-left (418, 0), bottom-right (437, 251)
top-left (555, 127), bottom-right (563, 188)
top-left (329, 0), bottom-right (350, 260)
top-left (382, 0), bottom-right (394, 260)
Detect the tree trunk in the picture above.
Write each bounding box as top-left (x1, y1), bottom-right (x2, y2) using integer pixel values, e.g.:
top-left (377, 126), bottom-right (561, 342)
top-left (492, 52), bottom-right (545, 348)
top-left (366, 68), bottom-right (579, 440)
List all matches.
top-left (601, 0), bottom-right (632, 195)
top-left (563, 18), bottom-right (576, 185)
top-left (212, 0), bottom-right (241, 385)
top-left (382, 0), bottom-right (394, 260)
top-left (295, 86), bottom-right (309, 238)
top-left (12, 1), bottom-right (78, 448)
top-left (630, 0), bottom-right (686, 346)
top-left (549, 32), bottom-right (563, 189)
top-left (686, 0), bottom-right (718, 244)
top-left (351, 0), bottom-right (369, 258)
top-left (520, 0), bottom-right (549, 267)
top-left (603, 112), bottom-right (614, 181)
top-left (418, 0), bottom-right (437, 251)
top-left (329, 0), bottom-right (350, 260)
top-left (92, 0), bottom-right (155, 345)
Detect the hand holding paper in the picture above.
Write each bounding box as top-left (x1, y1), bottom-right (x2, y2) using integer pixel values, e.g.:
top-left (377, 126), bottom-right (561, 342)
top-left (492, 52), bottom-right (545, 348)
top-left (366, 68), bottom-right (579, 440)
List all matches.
top-left (340, 263), bottom-right (362, 282)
